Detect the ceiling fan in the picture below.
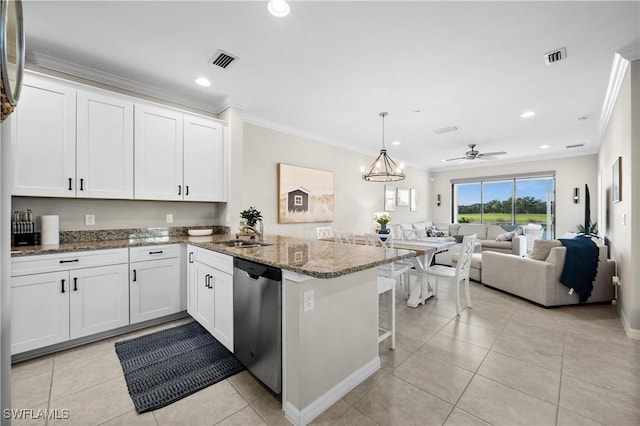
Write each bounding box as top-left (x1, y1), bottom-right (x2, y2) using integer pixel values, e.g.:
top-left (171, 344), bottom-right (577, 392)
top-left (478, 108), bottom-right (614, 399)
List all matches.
top-left (444, 144), bottom-right (507, 162)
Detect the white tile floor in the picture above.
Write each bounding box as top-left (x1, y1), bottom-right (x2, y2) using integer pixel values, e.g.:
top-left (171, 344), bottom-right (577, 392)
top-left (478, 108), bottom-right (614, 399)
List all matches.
top-left (11, 278), bottom-right (640, 426)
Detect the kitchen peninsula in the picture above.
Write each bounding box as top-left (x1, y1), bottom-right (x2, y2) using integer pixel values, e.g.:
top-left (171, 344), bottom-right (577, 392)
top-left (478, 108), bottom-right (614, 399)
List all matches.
top-left (10, 229), bottom-right (416, 426)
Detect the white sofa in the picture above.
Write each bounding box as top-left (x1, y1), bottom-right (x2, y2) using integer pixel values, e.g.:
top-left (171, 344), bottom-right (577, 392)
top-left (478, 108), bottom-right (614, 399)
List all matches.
top-left (434, 223), bottom-right (527, 265)
top-left (482, 240), bottom-right (615, 307)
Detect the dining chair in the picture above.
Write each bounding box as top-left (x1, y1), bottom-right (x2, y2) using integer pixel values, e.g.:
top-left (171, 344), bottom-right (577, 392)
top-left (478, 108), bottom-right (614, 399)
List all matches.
top-left (363, 233), bottom-right (411, 299)
top-left (333, 231), bottom-right (356, 244)
top-left (425, 234), bottom-right (476, 315)
top-left (315, 226), bottom-right (333, 239)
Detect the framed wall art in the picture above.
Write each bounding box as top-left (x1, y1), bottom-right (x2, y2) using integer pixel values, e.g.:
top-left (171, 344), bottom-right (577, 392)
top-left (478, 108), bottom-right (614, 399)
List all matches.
top-left (410, 188), bottom-right (417, 211)
top-left (612, 156), bottom-right (621, 203)
top-left (397, 188), bottom-right (409, 207)
top-left (384, 185), bottom-right (395, 211)
top-left (278, 164), bottom-right (334, 223)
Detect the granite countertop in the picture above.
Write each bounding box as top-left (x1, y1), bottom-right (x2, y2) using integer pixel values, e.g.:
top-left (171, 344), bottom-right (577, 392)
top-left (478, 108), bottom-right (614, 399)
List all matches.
top-left (10, 232), bottom-right (417, 279)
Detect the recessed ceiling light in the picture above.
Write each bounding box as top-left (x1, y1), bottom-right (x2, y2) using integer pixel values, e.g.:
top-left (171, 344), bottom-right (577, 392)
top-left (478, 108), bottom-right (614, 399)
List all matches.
top-left (520, 111), bottom-right (536, 118)
top-left (195, 77), bottom-right (211, 87)
top-left (540, 144), bottom-right (551, 149)
top-left (392, 140), bottom-right (400, 146)
top-left (576, 115), bottom-right (589, 121)
top-left (267, 0), bottom-right (290, 17)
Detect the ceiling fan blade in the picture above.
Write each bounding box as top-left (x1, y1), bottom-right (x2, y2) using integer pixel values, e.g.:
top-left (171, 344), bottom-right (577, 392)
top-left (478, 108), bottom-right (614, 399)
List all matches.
top-left (444, 156), bottom-right (467, 162)
top-left (477, 156), bottom-right (499, 160)
top-left (479, 151), bottom-right (506, 157)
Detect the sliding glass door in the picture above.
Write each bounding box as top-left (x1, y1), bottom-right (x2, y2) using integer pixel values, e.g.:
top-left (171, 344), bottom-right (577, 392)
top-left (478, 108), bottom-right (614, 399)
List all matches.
top-left (453, 173), bottom-right (555, 239)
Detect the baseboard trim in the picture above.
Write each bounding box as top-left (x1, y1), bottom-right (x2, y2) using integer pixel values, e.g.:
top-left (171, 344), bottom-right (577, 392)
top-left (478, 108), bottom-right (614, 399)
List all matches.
top-left (619, 305), bottom-right (640, 340)
top-left (284, 356), bottom-right (380, 426)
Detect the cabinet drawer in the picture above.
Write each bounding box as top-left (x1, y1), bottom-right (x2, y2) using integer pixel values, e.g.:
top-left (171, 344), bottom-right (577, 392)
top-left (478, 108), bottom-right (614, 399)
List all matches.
top-left (11, 248), bottom-right (129, 276)
top-left (129, 244), bottom-right (181, 262)
top-left (193, 247), bottom-right (233, 275)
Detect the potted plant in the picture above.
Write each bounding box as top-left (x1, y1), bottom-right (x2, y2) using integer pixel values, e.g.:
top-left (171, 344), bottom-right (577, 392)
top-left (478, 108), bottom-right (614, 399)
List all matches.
top-left (240, 206), bottom-right (263, 227)
top-left (577, 222), bottom-right (599, 237)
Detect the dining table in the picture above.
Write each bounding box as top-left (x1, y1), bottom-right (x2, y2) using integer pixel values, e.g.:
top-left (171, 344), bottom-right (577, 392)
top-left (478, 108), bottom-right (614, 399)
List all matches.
top-left (351, 236), bottom-right (456, 308)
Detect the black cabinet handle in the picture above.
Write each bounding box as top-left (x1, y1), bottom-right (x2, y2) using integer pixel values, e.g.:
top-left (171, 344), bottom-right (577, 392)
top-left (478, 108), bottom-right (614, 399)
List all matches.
top-left (73, 277), bottom-right (78, 291)
top-left (207, 275), bottom-right (213, 289)
top-left (149, 250), bottom-right (163, 255)
top-left (59, 259), bottom-right (79, 264)
top-left (61, 279), bottom-right (66, 293)
top-left (188, 252), bottom-right (194, 263)
top-left (205, 274), bottom-right (211, 288)
top-left (68, 178), bottom-right (73, 191)
top-left (80, 178), bottom-right (84, 191)
top-left (185, 185), bottom-right (189, 196)
top-left (178, 185), bottom-right (182, 196)
top-left (133, 270), bottom-right (137, 282)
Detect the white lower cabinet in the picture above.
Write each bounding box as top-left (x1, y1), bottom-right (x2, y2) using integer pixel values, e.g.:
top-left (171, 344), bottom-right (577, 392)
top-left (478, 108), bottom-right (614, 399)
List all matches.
top-left (10, 249), bottom-right (130, 355)
top-left (187, 245), bottom-right (234, 351)
top-left (69, 264), bottom-right (129, 339)
top-left (11, 271), bottom-right (70, 354)
top-left (129, 246), bottom-right (182, 324)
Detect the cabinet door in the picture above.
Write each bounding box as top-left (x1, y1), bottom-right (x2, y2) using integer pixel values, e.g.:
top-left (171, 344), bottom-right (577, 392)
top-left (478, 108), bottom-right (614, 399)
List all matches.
top-left (12, 75), bottom-right (76, 197)
top-left (134, 104), bottom-right (183, 200)
top-left (69, 264), bottom-right (129, 339)
top-left (130, 257), bottom-right (181, 324)
top-left (192, 262), bottom-right (215, 332)
top-left (11, 271), bottom-right (70, 354)
top-left (212, 270), bottom-right (234, 351)
top-left (77, 90), bottom-right (134, 199)
top-left (183, 114), bottom-right (227, 201)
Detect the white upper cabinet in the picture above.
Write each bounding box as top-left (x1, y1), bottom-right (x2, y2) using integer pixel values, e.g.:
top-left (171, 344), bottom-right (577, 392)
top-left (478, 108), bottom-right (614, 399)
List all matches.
top-left (135, 105), bottom-right (227, 202)
top-left (183, 114), bottom-right (227, 202)
top-left (12, 72), bottom-right (227, 202)
top-left (13, 74), bottom-right (76, 196)
top-left (134, 103), bottom-right (184, 201)
top-left (76, 90), bottom-right (134, 199)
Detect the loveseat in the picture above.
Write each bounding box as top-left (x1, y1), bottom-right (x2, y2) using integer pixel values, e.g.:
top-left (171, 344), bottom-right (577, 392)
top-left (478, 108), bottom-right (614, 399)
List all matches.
top-left (482, 239), bottom-right (615, 307)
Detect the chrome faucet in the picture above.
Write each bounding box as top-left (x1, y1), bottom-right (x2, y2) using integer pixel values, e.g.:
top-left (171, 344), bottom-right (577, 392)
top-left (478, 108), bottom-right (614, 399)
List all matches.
top-left (241, 221), bottom-right (264, 242)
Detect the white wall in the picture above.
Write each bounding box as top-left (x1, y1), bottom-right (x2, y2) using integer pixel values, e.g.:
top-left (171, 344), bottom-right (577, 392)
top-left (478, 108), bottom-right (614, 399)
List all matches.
top-left (12, 197), bottom-right (223, 231)
top-left (241, 123), bottom-right (430, 237)
top-left (429, 155), bottom-right (598, 236)
top-left (598, 59), bottom-right (639, 337)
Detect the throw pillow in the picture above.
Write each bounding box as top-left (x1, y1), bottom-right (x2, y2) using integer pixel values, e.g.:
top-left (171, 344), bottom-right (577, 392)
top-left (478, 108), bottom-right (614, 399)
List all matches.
top-left (529, 239), bottom-right (563, 261)
top-left (453, 234), bottom-right (464, 244)
top-left (496, 231), bottom-right (515, 241)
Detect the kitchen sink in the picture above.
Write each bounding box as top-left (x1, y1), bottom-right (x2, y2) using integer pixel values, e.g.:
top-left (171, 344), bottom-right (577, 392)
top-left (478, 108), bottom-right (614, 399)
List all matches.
top-left (219, 240), bottom-right (273, 248)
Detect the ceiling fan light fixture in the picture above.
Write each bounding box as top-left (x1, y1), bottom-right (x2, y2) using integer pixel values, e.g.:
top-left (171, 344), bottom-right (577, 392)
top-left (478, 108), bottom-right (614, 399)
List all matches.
top-left (362, 112), bottom-right (406, 182)
top-left (520, 111), bottom-right (536, 118)
top-left (267, 0), bottom-right (290, 17)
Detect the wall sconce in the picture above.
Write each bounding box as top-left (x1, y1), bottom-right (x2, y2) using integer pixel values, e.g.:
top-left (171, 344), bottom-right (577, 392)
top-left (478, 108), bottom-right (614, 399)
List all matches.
top-left (436, 194), bottom-right (441, 206)
top-left (573, 187), bottom-right (579, 204)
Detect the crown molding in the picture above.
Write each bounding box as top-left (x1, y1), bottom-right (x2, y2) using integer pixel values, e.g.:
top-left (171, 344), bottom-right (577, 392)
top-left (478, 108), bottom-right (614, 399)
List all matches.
top-left (27, 51), bottom-right (227, 115)
top-left (594, 44), bottom-right (640, 148)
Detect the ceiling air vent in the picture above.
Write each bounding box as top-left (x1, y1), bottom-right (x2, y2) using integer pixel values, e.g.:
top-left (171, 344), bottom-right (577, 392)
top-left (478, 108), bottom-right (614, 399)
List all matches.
top-left (566, 143), bottom-right (584, 149)
top-left (210, 50), bottom-right (238, 69)
top-left (545, 47), bottom-right (567, 65)
top-left (433, 125), bottom-right (461, 135)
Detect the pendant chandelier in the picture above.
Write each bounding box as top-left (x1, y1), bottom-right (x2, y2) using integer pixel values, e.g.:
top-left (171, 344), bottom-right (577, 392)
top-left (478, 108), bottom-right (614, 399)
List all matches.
top-left (362, 112), bottom-right (406, 182)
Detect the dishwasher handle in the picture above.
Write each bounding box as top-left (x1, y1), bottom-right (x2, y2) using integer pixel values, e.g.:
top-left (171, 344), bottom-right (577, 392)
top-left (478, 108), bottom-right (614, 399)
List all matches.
top-left (234, 258), bottom-right (282, 281)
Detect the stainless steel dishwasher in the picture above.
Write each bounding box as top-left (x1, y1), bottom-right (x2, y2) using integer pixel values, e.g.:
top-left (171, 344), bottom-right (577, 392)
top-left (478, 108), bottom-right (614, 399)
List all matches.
top-left (233, 258), bottom-right (283, 394)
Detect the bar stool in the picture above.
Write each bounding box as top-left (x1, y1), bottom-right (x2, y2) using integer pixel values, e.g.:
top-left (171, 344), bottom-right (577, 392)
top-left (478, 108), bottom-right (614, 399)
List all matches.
top-left (377, 276), bottom-right (396, 349)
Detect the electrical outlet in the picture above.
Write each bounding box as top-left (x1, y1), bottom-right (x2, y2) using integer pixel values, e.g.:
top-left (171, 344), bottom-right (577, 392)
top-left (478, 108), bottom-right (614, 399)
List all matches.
top-left (613, 276), bottom-right (621, 286)
top-left (85, 214), bottom-right (95, 226)
top-left (303, 290), bottom-right (314, 312)
top-left (166, 214), bottom-right (173, 223)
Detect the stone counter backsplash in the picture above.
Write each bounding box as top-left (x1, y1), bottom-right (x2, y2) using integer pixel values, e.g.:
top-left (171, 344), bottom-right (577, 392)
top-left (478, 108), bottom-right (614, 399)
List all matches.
top-left (58, 225), bottom-right (228, 244)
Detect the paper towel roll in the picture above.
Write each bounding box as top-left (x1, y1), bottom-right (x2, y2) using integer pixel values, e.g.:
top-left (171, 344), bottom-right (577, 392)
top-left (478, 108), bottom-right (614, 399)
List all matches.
top-left (41, 215), bottom-right (59, 245)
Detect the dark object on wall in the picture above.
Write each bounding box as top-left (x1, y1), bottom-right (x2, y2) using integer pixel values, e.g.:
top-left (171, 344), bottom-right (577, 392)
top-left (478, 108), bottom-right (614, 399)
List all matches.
top-left (584, 184), bottom-right (591, 235)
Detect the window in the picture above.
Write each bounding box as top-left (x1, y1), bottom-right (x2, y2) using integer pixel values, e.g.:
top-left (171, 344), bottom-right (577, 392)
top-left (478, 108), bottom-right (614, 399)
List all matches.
top-left (452, 172), bottom-right (555, 238)
top-left (294, 195), bottom-right (303, 206)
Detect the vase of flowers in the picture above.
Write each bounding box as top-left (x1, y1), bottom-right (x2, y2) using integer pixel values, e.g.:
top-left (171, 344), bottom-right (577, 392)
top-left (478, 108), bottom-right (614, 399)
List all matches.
top-left (376, 213), bottom-right (391, 241)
